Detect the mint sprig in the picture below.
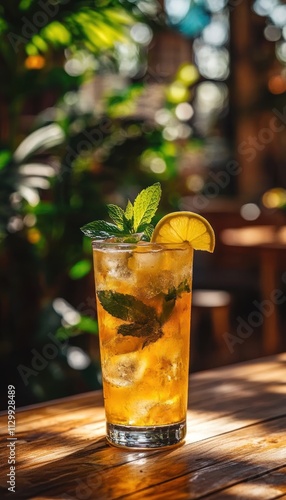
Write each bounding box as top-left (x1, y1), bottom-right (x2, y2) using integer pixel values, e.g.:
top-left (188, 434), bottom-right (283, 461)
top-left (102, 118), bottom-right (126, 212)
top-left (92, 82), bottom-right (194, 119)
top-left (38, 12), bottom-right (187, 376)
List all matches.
top-left (97, 279), bottom-right (190, 347)
top-left (97, 290), bottom-right (158, 324)
top-left (80, 220), bottom-right (124, 240)
top-left (80, 182), bottom-right (161, 241)
top-left (133, 183), bottom-right (161, 232)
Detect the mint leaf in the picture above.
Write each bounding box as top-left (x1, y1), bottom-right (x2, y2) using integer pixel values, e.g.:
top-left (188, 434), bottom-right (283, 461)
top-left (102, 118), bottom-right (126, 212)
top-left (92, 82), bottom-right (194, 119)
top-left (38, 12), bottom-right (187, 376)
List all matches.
top-left (118, 322), bottom-right (159, 338)
top-left (143, 326), bottom-right (164, 347)
top-left (160, 297), bottom-right (176, 324)
top-left (124, 200), bottom-right (134, 221)
top-left (118, 321), bottom-right (163, 347)
top-left (107, 204), bottom-right (125, 229)
top-left (165, 279), bottom-right (191, 301)
top-left (160, 279), bottom-right (191, 324)
top-left (122, 215), bottom-right (133, 233)
top-left (142, 224), bottom-right (154, 242)
top-left (97, 279), bottom-right (190, 348)
top-left (97, 291), bottom-right (157, 324)
top-left (81, 183), bottom-right (161, 239)
top-left (97, 290), bottom-right (163, 347)
top-left (133, 183), bottom-right (162, 232)
top-left (80, 220), bottom-right (123, 239)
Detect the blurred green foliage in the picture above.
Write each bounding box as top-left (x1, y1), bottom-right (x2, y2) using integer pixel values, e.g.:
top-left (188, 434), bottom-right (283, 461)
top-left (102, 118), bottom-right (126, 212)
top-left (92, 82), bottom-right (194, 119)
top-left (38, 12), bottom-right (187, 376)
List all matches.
top-left (0, 0), bottom-right (201, 407)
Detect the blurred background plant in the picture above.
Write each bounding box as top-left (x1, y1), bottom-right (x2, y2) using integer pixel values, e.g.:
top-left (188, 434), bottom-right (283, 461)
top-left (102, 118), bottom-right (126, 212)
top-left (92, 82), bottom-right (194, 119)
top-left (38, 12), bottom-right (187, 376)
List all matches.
top-left (1, 0), bottom-right (286, 408)
top-left (0, 0), bottom-right (204, 407)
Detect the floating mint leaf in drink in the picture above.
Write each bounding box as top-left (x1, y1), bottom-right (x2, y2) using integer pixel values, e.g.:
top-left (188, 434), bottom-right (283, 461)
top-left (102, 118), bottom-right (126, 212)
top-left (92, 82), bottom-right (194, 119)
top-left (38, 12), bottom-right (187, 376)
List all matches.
top-left (118, 322), bottom-right (162, 341)
top-left (160, 279), bottom-right (191, 324)
top-left (97, 280), bottom-right (190, 347)
top-left (80, 183), bottom-right (161, 241)
top-left (97, 291), bottom-right (158, 324)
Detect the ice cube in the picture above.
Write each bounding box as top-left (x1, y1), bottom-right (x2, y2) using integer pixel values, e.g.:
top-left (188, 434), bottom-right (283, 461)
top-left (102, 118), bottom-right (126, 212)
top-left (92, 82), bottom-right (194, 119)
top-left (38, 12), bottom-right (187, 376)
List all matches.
top-left (101, 250), bottom-right (132, 280)
top-left (141, 270), bottom-right (173, 298)
top-left (148, 337), bottom-right (184, 381)
top-left (103, 335), bottom-right (142, 355)
top-left (128, 400), bottom-right (158, 424)
top-left (102, 352), bottom-right (147, 387)
top-left (147, 395), bottom-right (182, 423)
top-left (128, 247), bottom-right (162, 272)
top-left (128, 395), bottom-right (182, 425)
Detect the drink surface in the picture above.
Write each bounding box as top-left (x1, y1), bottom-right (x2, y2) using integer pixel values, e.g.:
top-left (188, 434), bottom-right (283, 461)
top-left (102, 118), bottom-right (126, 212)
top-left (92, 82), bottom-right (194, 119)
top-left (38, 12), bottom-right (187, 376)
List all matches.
top-left (93, 242), bottom-right (193, 427)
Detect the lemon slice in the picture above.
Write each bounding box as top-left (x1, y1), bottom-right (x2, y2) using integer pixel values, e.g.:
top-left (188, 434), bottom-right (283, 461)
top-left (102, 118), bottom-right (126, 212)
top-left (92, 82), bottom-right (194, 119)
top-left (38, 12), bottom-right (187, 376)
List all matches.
top-left (151, 211), bottom-right (215, 252)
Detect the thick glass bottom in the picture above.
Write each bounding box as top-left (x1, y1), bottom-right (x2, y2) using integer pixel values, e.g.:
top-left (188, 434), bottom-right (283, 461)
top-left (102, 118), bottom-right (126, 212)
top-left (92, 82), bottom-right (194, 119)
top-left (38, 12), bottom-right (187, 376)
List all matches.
top-left (106, 421), bottom-right (186, 449)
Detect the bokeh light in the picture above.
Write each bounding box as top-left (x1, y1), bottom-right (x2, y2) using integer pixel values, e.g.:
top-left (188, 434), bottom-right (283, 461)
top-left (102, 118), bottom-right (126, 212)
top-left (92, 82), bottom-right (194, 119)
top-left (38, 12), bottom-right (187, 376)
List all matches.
top-left (240, 203), bottom-right (261, 221)
top-left (64, 52), bottom-right (97, 76)
top-left (165, 0), bottom-right (190, 24)
top-left (264, 24), bottom-right (281, 42)
top-left (130, 23), bottom-right (153, 45)
top-left (116, 43), bottom-right (140, 76)
top-left (205, 0), bottom-right (227, 13)
top-left (155, 109), bottom-right (172, 126)
top-left (177, 64), bottom-right (199, 85)
top-left (262, 188), bottom-right (286, 208)
top-left (196, 81), bottom-right (227, 111)
top-left (67, 347), bottom-right (91, 370)
top-left (7, 216), bottom-right (24, 233)
top-left (268, 74), bottom-right (286, 94)
top-left (194, 43), bottom-right (229, 80)
top-left (202, 18), bottom-right (228, 46)
top-left (275, 41), bottom-right (286, 63)
top-left (175, 102), bottom-right (194, 121)
top-left (25, 55), bottom-right (46, 70)
top-left (270, 5), bottom-right (286, 27)
top-left (150, 157), bottom-right (167, 174)
top-left (186, 174), bottom-right (204, 192)
top-left (166, 81), bottom-right (190, 103)
top-left (253, 0), bottom-right (279, 17)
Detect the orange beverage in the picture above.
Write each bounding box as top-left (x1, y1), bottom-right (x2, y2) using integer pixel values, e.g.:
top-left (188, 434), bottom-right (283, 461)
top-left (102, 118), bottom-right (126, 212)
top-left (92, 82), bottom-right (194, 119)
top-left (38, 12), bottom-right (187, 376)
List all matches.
top-left (93, 240), bottom-right (193, 449)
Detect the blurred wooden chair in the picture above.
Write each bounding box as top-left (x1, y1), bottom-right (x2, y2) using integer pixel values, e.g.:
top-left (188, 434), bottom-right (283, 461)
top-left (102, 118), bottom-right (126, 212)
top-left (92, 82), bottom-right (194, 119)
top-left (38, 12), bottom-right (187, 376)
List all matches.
top-left (192, 290), bottom-right (232, 347)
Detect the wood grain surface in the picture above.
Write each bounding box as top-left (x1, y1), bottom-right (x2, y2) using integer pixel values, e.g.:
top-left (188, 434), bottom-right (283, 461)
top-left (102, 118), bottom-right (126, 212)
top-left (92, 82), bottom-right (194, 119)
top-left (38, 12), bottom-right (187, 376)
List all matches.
top-left (0, 353), bottom-right (286, 499)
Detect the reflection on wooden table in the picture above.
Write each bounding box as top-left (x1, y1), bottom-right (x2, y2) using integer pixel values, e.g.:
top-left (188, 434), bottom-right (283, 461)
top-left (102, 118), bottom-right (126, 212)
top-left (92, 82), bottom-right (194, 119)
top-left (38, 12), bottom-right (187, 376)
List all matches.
top-left (0, 353), bottom-right (286, 499)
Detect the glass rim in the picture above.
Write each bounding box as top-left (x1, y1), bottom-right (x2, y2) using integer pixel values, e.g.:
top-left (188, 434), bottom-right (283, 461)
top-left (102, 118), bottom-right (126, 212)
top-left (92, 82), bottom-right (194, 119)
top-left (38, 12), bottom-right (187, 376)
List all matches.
top-left (92, 239), bottom-right (192, 250)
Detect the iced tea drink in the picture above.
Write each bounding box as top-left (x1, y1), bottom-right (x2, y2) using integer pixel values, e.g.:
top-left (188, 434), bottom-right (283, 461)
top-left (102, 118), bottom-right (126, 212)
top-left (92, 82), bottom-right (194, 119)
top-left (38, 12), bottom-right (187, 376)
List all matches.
top-left (93, 240), bottom-right (193, 449)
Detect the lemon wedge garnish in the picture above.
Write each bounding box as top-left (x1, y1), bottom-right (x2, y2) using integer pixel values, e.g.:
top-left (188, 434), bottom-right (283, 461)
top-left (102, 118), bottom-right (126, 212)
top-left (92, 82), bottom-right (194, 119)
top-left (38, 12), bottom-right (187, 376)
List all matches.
top-left (151, 211), bottom-right (215, 252)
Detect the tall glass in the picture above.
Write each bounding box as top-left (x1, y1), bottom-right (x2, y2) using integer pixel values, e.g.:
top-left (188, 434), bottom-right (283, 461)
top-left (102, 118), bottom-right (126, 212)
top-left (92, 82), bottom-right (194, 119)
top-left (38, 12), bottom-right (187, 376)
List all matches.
top-left (92, 240), bottom-right (193, 449)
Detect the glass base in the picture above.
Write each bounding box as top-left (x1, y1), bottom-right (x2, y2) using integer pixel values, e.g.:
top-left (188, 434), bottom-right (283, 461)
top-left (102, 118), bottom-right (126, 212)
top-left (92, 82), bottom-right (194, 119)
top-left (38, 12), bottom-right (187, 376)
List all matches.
top-left (106, 421), bottom-right (186, 449)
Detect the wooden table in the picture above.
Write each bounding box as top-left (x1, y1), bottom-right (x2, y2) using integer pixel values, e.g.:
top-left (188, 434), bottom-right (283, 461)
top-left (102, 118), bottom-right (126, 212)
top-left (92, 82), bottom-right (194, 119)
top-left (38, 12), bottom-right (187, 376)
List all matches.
top-left (221, 225), bottom-right (286, 354)
top-left (1, 353), bottom-right (286, 499)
